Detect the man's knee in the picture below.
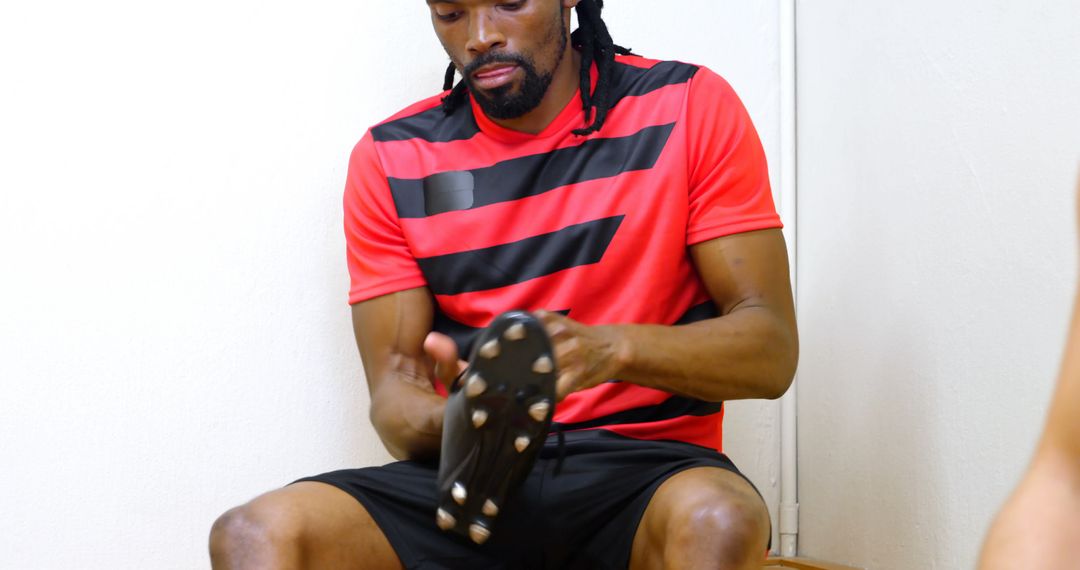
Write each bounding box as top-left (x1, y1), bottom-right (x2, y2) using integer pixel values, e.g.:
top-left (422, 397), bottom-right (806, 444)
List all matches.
top-left (648, 470), bottom-right (770, 568)
top-left (209, 500), bottom-right (305, 567)
top-left (670, 492), bottom-right (769, 564)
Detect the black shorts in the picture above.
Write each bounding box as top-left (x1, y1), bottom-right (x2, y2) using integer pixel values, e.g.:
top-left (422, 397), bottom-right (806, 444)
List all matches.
top-left (296, 429), bottom-right (763, 570)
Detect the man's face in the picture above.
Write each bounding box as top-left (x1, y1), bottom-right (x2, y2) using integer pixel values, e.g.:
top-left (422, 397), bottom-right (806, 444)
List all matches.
top-left (427, 0), bottom-right (571, 120)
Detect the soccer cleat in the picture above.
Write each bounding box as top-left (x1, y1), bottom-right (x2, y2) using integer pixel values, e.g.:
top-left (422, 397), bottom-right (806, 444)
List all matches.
top-left (532, 356), bottom-right (553, 374)
top-left (452, 482), bottom-right (467, 505)
top-left (478, 339), bottom-right (500, 359)
top-left (435, 311), bottom-right (558, 542)
top-left (436, 509), bottom-right (456, 530)
top-left (465, 374), bottom-right (487, 398)
top-left (469, 523), bottom-right (492, 545)
top-left (528, 401), bottom-right (550, 422)
top-left (504, 323), bottom-right (526, 341)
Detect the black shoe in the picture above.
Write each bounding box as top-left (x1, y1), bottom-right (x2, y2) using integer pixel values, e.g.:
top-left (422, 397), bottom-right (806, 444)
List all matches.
top-left (435, 311), bottom-right (557, 545)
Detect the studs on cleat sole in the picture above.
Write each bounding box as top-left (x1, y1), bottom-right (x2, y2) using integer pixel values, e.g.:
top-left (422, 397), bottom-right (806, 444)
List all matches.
top-left (469, 523), bottom-right (491, 544)
top-left (482, 499), bottom-right (499, 517)
top-left (504, 323), bottom-right (526, 341)
top-left (472, 409), bottom-right (489, 428)
top-left (436, 508), bottom-right (456, 530)
top-left (528, 400), bottom-right (551, 422)
top-left (452, 482), bottom-right (467, 505)
top-left (514, 435), bottom-right (531, 452)
top-left (532, 356), bottom-right (553, 374)
top-left (465, 374), bottom-right (487, 398)
top-left (479, 340), bottom-right (500, 359)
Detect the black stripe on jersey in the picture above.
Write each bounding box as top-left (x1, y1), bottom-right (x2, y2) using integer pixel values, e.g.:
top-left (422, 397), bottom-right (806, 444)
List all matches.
top-left (418, 215), bottom-right (624, 296)
top-left (389, 123), bottom-right (675, 219)
top-left (552, 396), bottom-right (723, 432)
top-left (436, 302), bottom-right (715, 362)
top-left (608, 60), bottom-right (699, 108)
top-left (432, 308), bottom-right (482, 358)
top-left (371, 101), bottom-right (480, 143)
top-left (434, 308), bottom-right (571, 359)
top-left (674, 300), bottom-right (720, 325)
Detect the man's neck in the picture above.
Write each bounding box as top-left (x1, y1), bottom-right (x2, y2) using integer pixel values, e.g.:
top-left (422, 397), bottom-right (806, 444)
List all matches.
top-left (487, 50), bottom-right (583, 135)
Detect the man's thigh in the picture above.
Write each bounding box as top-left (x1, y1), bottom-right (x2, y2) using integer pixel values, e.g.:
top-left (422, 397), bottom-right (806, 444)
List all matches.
top-left (211, 481), bottom-right (402, 570)
top-left (629, 466), bottom-right (771, 570)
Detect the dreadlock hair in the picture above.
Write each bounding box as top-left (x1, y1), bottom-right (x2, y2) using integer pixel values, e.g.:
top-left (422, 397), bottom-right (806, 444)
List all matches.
top-left (440, 0), bottom-right (633, 136)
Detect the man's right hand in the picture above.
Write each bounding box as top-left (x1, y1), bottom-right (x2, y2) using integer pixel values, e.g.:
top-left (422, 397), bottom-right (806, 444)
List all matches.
top-left (424, 332), bottom-right (468, 393)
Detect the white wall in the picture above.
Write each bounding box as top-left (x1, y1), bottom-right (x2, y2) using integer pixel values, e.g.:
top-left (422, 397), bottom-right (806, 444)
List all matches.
top-left (796, 1), bottom-right (1080, 568)
top-left (0, 2), bottom-right (782, 567)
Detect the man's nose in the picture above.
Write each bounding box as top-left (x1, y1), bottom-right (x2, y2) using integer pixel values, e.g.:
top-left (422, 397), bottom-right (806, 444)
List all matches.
top-left (465, 10), bottom-right (507, 55)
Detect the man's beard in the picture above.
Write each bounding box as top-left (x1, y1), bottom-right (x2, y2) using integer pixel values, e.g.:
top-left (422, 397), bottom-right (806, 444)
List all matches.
top-left (464, 53), bottom-right (554, 120)
top-left (462, 15), bottom-right (567, 120)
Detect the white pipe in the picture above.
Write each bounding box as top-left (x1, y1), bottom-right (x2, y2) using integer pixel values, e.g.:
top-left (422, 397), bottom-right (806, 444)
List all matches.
top-left (778, 0), bottom-right (799, 558)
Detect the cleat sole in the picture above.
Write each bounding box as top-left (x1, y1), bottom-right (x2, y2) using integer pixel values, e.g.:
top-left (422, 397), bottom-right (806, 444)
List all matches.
top-left (435, 311), bottom-right (558, 541)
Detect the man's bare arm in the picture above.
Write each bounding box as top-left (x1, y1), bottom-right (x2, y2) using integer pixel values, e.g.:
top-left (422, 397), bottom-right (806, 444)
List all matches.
top-left (352, 287), bottom-right (453, 461)
top-left (543, 228), bottom-right (798, 402)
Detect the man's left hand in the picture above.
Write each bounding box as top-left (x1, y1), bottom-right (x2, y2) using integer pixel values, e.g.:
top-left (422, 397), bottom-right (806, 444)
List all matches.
top-left (534, 310), bottom-right (628, 401)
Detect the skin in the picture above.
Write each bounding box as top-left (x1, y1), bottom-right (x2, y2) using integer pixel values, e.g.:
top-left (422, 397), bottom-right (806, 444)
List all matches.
top-left (210, 2), bottom-right (795, 568)
top-left (978, 174), bottom-right (1080, 569)
top-left (431, 0), bottom-right (583, 134)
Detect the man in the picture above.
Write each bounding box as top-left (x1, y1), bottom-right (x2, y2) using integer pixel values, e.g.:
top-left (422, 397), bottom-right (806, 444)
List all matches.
top-left (978, 175), bottom-right (1080, 569)
top-left (210, 1), bottom-right (797, 568)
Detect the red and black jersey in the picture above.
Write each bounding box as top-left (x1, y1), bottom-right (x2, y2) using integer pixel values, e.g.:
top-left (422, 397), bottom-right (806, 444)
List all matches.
top-left (343, 55), bottom-right (781, 451)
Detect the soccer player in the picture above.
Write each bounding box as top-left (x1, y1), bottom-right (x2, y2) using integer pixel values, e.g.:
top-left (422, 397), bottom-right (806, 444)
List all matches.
top-left (979, 175), bottom-right (1080, 569)
top-left (210, 1), bottom-right (798, 568)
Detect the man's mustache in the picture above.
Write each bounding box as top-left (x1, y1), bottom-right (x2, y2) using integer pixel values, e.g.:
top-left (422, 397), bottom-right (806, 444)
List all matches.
top-left (463, 52), bottom-right (532, 78)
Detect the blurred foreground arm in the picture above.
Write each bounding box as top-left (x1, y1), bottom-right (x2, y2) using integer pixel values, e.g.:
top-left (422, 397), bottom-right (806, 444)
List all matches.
top-left (979, 177), bottom-right (1080, 569)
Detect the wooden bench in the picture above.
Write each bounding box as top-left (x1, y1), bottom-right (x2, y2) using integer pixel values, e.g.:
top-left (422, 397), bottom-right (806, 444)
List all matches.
top-left (764, 557), bottom-right (863, 569)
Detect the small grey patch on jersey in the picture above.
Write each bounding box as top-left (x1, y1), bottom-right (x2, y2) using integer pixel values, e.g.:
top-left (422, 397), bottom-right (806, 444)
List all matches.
top-left (423, 171), bottom-right (475, 216)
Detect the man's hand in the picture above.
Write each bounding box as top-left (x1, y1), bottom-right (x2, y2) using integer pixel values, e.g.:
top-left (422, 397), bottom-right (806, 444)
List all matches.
top-left (423, 332), bottom-right (468, 392)
top-left (536, 310), bottom-right (628, 401)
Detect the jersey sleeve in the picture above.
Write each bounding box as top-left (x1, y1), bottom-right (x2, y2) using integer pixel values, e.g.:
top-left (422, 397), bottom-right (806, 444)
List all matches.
top-left (343, 131), bottom-right (427, 304)
top-left (684, 68), bottom-right (782, 245)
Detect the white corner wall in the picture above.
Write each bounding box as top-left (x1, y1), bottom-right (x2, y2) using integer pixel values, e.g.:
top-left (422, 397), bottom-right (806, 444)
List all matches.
top-left (0, 2), bottom-right (781, 568)
top-left (796, 1), bottom-right (1080, 568)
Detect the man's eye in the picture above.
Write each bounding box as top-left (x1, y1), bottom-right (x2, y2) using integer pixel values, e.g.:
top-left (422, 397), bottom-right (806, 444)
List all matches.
top-left (498, 1), bottom-right (525, 11)
top-left (436, 10), bottom-right (463, 22)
